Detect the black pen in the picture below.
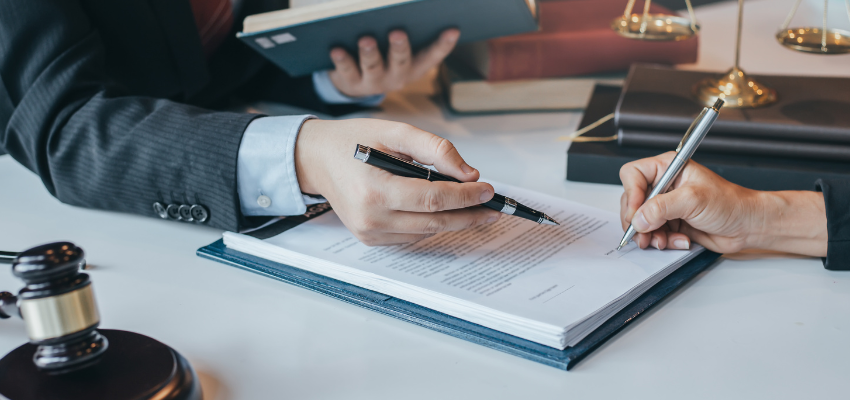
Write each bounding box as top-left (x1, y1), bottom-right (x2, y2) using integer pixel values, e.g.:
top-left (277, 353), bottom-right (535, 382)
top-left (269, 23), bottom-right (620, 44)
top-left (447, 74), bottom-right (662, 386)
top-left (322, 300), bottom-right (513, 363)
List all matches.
top-left (353, 144), bottom-right (559, 226)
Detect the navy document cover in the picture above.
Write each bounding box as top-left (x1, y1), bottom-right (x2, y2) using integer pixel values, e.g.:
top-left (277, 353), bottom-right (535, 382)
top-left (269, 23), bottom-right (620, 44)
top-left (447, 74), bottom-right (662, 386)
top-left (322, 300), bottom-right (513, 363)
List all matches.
top-left (237, 0), bottom-right (539, 77)
top-left (198, 182), bottom-right (720, 369)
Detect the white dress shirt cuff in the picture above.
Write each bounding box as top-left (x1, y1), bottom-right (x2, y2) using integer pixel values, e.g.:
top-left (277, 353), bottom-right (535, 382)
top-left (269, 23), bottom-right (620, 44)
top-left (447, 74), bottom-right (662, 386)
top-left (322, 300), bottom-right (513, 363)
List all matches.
top-left (312, 70), bottom-right (385, 106)
top-left (237, 115), bottom-right (320, 216)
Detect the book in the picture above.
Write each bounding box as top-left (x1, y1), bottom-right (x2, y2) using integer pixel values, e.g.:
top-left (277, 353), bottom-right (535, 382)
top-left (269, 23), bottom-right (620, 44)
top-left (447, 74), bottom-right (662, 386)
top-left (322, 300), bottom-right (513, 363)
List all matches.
top-left (451, 0), bottom-right (698, 82)
top-left (617, 128), bottom-right (850, 163)
top-left (216, 181), bottom-right (705, 350)
top-left (567, 85), bottom-right (850, 190)
top-left (616, 64), bottom-right (850, 144)
top-left (237, 0), bottom-right (539, 77)
top-left (198, 229), bottom-right (720, 370)
top-left (440, 55), bottom-right (625, 113)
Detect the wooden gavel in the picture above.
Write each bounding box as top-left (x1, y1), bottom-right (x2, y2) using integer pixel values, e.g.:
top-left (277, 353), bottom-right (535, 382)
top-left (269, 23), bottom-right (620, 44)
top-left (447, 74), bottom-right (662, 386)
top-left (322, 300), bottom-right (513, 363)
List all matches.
top-left (0, 243), bottom-right (106, 373)
top-left (0, 243), bottom-right (202, 400)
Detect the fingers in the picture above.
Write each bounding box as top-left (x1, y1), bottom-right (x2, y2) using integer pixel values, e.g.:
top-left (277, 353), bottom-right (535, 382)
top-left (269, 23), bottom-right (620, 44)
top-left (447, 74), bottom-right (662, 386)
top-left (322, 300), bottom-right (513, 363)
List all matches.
top-left (377, 176), bottom-right (494, 212)
top-left (329, 47), bottom-right (360, 85)
top-left (666, 232), bottom-right (692, 250)
top-left (619, 152), bottom-right (676, 224)
top-left (327, 29), bottom-right (459, 98)
top-left (375, 123), bottom-right (479, 182)
top-left (343, 206), bottom-right (501, 246)
top-left (358, 36), bottom-right (385, 90)
top-left (395, 207), bottom-right (501, 234)
top-left (411, 28), bottom-right (460, 78)
top-left (635, 228), bottom-right (691, 250)
top-left (361, 207), bottom-right (501, 237)
top-left (620, 192), bottom-right (629, 231)
top-left (632, 187), bottom-right (702, 233)
top-left (386, 30), bottom-right (412, 91)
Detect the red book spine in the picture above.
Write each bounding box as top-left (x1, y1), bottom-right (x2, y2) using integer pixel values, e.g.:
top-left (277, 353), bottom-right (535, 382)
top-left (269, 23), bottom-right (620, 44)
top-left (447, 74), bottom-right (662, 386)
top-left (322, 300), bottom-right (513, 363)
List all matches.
top-left (486, 31), bottom-right (698, 81)
top-left (483, 0), bottom-right (699, 81)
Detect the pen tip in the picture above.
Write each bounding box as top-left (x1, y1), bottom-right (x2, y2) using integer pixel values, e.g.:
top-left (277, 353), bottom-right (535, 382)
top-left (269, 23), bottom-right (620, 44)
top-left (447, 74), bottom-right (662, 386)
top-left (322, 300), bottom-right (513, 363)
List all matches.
top-left (616, 237), bottom-right (629, 251)
top-left (541, 215), bottom-right (560, 226)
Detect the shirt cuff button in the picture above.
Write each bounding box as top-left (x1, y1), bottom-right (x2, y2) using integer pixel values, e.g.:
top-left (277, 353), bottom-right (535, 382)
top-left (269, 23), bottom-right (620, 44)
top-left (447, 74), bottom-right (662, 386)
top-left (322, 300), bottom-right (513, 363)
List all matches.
top-left (257, 195), bottom-right (272, 208)
top-left (166, 204), bottom-right (181, 220)
top-left (153, 202), bottom-right (168, 219)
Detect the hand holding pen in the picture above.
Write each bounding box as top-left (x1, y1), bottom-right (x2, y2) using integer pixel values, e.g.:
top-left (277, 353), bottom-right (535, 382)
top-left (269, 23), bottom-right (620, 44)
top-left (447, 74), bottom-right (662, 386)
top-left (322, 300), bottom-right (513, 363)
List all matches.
top-left (618, 99), bottom-right (724, 251)
top-left (295, 119), bottom-right (510, 246)
top-left (354, 145), bottom-right (559, 226)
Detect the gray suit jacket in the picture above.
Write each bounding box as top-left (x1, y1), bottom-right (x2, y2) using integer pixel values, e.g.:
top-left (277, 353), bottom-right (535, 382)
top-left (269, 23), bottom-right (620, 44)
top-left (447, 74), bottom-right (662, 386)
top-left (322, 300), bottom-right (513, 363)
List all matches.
top-left (0, 0), bottom-right (326, 231)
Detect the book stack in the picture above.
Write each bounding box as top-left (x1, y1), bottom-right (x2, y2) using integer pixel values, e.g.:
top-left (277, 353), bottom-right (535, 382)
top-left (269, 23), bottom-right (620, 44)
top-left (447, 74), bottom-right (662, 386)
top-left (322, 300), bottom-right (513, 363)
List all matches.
top-left (616, 65), bottom-right (850, 163)
top-left (566, 84), bottom-right (850, 192)
top-left (441, 0), bottom-right (699, 113)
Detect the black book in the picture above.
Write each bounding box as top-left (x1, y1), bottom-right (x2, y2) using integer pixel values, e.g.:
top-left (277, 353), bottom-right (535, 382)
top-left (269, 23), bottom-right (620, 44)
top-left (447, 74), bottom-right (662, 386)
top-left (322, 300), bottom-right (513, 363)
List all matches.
top-left (567, 85), bottom-right (850, 191)
top-left (615, 65), bottom-right (850, 144)
top-left (617, 128), bottom-right (850, 163)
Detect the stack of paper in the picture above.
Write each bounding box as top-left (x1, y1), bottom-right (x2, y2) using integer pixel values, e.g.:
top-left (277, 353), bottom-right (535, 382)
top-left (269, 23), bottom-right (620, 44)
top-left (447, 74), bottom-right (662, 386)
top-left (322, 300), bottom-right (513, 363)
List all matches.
top-left (224, 182), bottom-right (703, 349)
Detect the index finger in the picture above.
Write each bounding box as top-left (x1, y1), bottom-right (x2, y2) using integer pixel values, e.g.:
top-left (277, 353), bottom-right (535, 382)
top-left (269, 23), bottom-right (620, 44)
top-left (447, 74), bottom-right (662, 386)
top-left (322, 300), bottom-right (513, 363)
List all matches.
top-left (377, 174), bottom-right (495, 213)
top-left (410, 29), bottom-right (460, 78)
top-left (373, 122), bottom-right (480, 183)
top-left (619, 152), bottom-right (676, 224)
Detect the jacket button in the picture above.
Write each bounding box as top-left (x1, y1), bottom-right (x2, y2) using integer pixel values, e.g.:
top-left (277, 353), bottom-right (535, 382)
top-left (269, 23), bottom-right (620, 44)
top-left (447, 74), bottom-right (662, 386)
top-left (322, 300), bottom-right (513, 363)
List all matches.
top-left (166, 204), bottom-right (181, 220)
top-left (153, 202), bottom-right (168, 219)
top-left (257, 195), bottom-right (272, 208)
top-left (190, 205), bottom-right (209, 223)
top-left (178, 205), bottom-right (193, 221)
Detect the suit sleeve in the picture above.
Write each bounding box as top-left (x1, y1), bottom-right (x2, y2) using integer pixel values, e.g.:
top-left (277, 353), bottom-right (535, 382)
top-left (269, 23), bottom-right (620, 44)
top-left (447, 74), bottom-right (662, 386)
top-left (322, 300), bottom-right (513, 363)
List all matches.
top-left (815, 179), bottom-right (850, 270)
top-left (0, 0), bottom-right (258, 231)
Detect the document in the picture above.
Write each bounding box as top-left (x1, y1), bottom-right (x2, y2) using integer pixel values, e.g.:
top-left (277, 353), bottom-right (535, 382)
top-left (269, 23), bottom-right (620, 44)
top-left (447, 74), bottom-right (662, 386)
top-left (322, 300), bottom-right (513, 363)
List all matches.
top-left (224, 182), bottom-right (703, 349)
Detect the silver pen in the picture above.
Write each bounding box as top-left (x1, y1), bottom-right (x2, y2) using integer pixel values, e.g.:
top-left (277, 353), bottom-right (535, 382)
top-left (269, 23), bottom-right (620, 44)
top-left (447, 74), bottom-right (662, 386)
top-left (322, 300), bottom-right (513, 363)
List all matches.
top-left (617, 98), bottom-right (725, 251)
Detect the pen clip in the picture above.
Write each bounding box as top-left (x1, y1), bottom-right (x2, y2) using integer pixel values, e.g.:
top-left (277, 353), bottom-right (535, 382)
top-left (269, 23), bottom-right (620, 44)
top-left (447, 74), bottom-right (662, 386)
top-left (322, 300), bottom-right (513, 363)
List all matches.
top-left (676, 114), bottom-right (701, 153)
top-left (675, 132), bottom-right (689, 153)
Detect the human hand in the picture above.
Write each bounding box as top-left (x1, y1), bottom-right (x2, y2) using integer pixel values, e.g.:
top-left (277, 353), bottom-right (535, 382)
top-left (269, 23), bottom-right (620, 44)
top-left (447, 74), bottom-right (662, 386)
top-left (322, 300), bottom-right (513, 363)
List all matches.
top-left (619, 152), bottom-right (762, 253)
top-left (327, 29), bottom-right (460, 98)
top-left (294, 118), bottom-right (500, 246)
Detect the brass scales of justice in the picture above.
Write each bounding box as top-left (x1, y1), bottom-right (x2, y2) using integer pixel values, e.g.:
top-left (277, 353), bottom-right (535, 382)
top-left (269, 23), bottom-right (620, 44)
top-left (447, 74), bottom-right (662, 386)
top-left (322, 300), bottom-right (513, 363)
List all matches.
top-left (611, 0), bottom-right (850, 108)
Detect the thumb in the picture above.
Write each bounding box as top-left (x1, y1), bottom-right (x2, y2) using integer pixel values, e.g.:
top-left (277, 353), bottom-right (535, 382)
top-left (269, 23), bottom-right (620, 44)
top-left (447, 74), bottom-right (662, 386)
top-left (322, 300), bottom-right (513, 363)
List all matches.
top-left (378, 123), bottom-right (480, 182)
top-left (631, 187), bottom-right (699, 233)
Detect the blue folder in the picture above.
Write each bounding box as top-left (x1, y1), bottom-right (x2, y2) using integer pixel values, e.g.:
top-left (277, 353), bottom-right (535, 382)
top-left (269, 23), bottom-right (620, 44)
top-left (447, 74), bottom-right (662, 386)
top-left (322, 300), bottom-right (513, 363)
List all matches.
top-left (198, 235), bottom-right (720, 370)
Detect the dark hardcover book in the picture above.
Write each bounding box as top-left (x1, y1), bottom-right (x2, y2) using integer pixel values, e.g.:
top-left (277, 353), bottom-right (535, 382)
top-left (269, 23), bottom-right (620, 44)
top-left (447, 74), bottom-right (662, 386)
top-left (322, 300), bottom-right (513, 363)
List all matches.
top-left (615, 64), bottom-right (850, 143)
top-left (567, 85), bottom-right (850, 191)
top-left (237, 0), bottom-right (539, 77)
top-left (197, 206), bottom-right (721, 371)
top-left (618, 128), bottom-right (850, 163)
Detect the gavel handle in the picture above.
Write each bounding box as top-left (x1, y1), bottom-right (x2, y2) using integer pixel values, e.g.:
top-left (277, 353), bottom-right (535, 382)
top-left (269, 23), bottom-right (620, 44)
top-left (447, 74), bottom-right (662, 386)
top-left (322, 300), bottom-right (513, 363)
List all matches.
top-left (0, 251), bottom-right (18, 265)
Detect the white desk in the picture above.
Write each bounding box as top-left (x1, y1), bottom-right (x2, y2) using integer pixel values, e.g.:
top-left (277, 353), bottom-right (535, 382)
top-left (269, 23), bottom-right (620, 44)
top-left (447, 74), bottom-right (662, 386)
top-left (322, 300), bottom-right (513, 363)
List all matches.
top-left (2, 0), bottom-right (850, 398)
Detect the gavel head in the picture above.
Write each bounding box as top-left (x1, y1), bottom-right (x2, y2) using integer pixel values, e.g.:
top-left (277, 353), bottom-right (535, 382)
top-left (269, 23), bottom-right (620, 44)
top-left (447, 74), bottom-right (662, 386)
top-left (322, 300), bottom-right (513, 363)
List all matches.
top-left (12, 242), bottom-right (107, 374)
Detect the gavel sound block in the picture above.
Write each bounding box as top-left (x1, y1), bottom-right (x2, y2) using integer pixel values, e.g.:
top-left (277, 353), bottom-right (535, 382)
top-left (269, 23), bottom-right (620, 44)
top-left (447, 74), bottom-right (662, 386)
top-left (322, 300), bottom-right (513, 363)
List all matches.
top-left (0, 243), bottom-right (202, 400)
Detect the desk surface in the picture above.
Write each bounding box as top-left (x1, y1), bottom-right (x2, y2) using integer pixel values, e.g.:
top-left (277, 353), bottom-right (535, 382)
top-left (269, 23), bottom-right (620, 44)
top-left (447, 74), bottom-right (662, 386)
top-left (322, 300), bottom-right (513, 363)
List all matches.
top-left (3, 0), bottom-right (850, 398)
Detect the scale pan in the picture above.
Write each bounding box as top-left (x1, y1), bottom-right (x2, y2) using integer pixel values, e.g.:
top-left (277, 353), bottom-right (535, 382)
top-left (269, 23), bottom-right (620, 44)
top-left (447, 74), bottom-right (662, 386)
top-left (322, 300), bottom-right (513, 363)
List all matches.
top-left (776, 27), bottom-right (850, 54)
top-left (611, 14), bottom-right (699, 41)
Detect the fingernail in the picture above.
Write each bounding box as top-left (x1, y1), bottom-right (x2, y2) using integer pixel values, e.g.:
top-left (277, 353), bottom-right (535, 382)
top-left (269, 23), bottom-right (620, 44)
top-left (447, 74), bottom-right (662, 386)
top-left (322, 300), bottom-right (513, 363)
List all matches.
top-left (444, 31), bottom-right (460, 43)
top-left (486, 214), bottom-right (500, 224)
top-left (673, 239), bottom-right (690, 250)
top-left (461, 163), bottom-right (475, 174)
top-left (331, 50), bottom-right (345, 61)
top-left (632, 211), bottom-right (649, 231)
top-left (480, 190), bottom-right (492, 202)
top-left (650, 237), bottom-right (660, 249)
